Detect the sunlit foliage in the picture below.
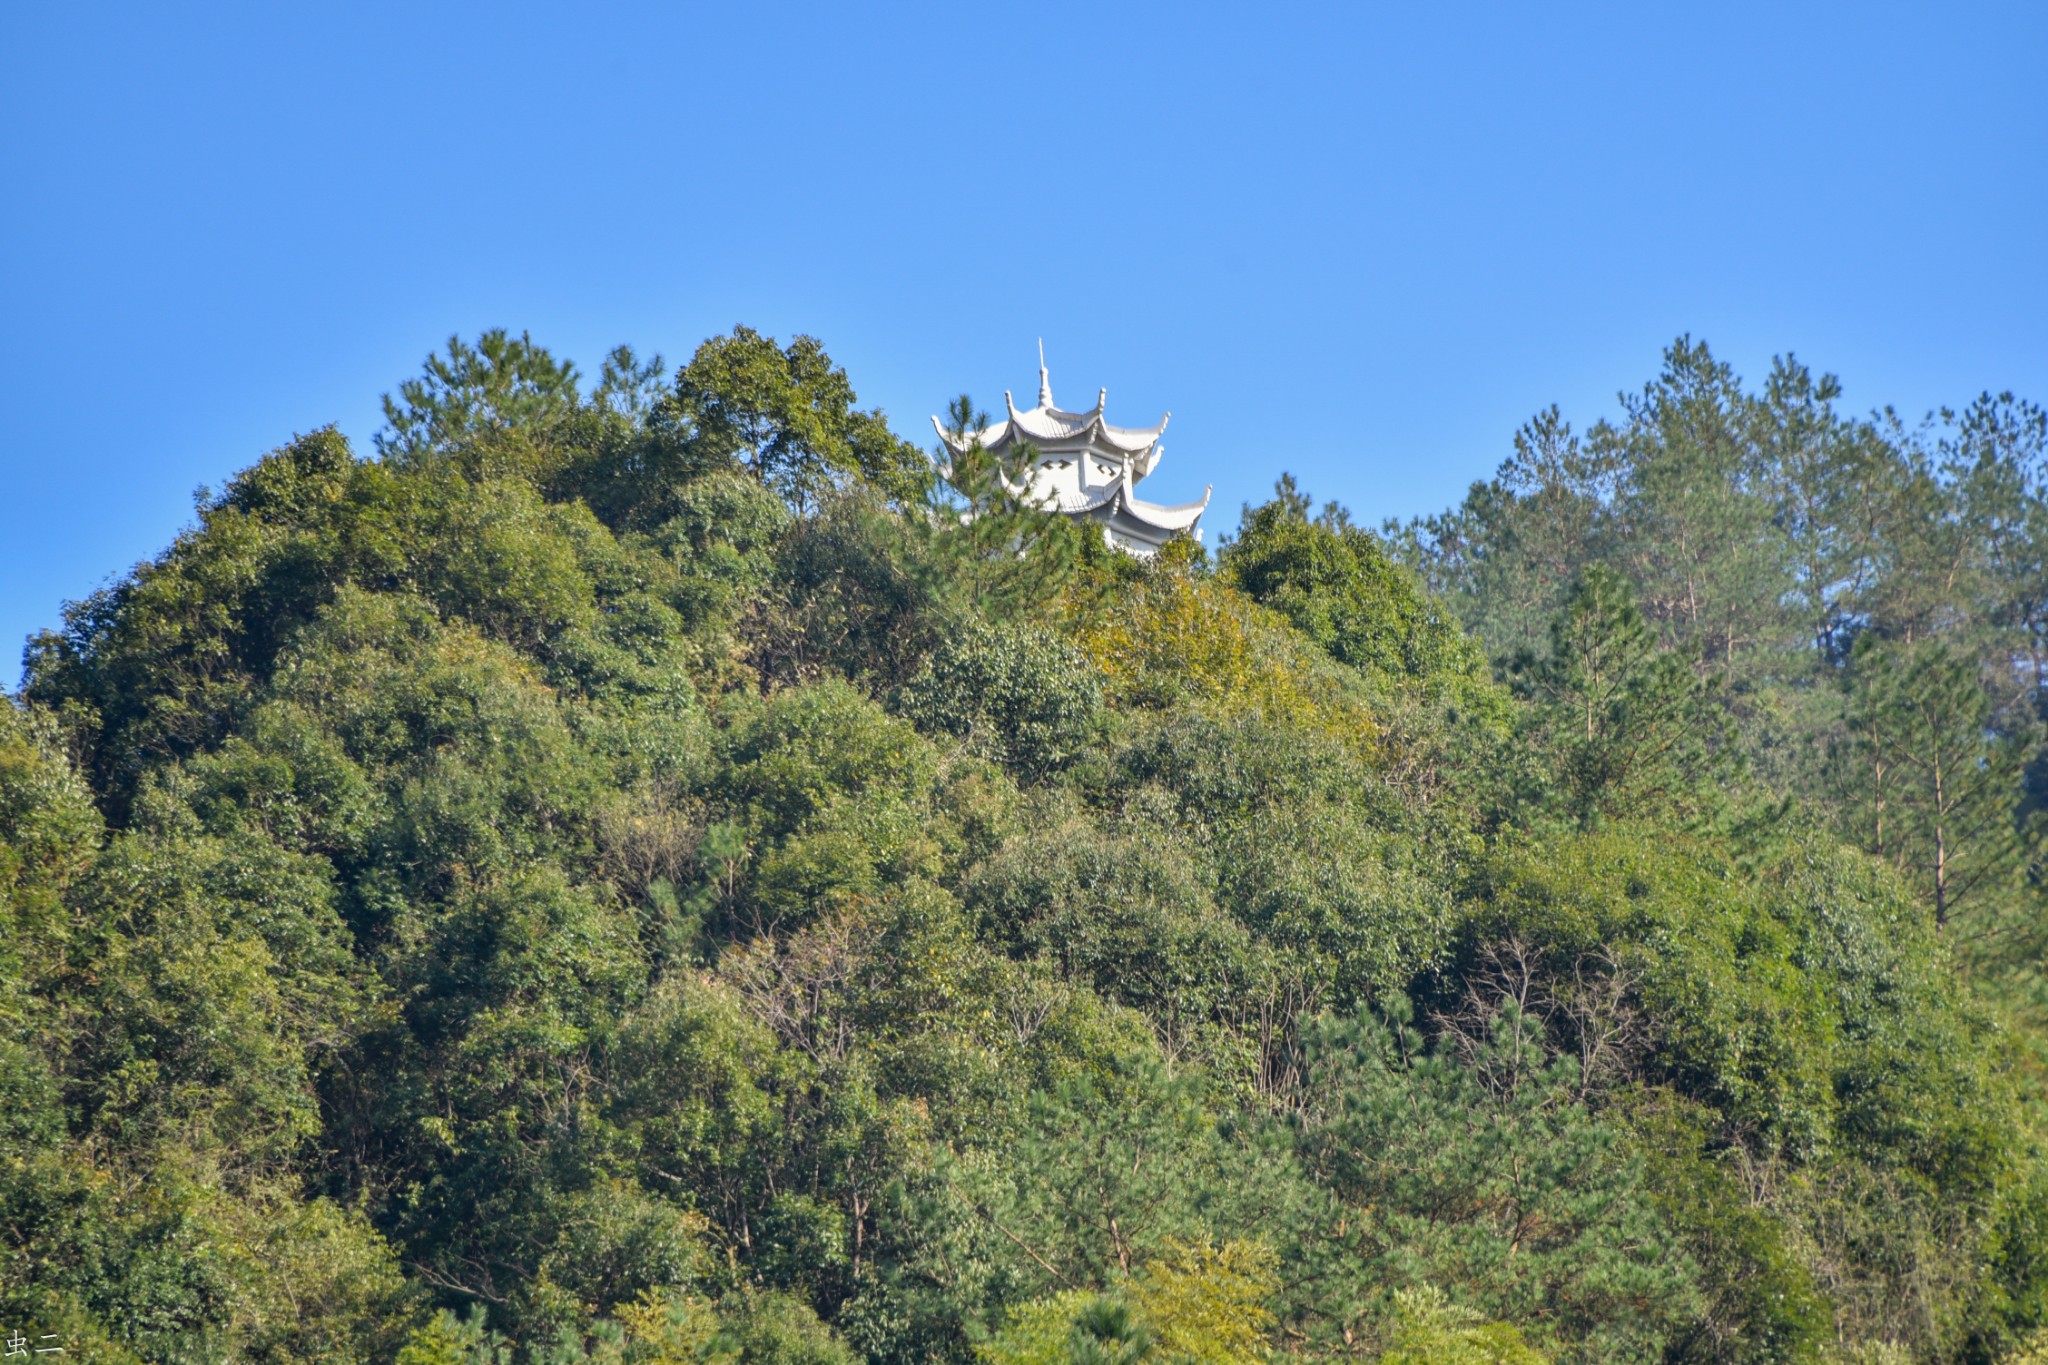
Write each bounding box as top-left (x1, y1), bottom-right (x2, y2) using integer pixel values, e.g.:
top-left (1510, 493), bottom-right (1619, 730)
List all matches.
top-left (3, 329), bottom-right (2044, 1363)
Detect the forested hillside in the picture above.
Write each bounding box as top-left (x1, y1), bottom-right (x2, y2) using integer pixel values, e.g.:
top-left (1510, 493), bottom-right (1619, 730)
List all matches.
top-left (1389, 340), bottom-right (2048, 998)
top-left (3, 328), bottom-right (2045, 1364)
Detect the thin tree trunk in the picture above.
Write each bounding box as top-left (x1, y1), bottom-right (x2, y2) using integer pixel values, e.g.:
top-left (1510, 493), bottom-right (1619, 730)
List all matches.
top-left (1932, 754), bottom-right (1949, 930)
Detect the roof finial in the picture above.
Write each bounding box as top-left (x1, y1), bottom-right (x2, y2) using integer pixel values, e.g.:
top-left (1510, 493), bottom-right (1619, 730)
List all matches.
top-left (1036, 338), bottom-right (1053, 409)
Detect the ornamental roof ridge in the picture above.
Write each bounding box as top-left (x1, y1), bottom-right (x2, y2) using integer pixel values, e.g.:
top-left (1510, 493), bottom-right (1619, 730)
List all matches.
top-left (938, 357), bottom-right (1168, 460)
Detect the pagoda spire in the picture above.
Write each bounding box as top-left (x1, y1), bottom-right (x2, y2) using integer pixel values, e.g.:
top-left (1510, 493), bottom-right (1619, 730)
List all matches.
top-left (1036, 338), bottom-right (1053, 409)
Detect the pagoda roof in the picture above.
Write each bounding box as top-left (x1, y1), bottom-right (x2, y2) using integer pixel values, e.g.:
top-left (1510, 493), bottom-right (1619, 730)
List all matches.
top-left (932, 351), bottom-right (1209, 554)
top-left (1120, 486), bottom-right (1211, 532)
top-left (933, 364), bottom-right (1170, 464)
top-left (1041, 473), bottom-right (1212, 531)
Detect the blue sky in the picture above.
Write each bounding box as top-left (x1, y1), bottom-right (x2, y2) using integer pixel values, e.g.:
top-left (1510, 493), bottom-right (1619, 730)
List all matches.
top-left (5, 3), bottom-right (2044, 685)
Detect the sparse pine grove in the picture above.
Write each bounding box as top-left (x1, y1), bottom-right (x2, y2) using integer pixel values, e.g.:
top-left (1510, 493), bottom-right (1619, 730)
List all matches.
top-left (5, 327), bottom-right (2048, 1363)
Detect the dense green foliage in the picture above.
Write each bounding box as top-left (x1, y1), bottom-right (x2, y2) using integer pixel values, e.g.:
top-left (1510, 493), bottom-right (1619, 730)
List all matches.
top-left (3, 328), bottom-right (2045, 1362)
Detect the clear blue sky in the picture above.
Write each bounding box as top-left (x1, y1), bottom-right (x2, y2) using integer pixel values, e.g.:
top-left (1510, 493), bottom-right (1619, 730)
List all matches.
top-left (5, 3), bottom-right (2044, 686)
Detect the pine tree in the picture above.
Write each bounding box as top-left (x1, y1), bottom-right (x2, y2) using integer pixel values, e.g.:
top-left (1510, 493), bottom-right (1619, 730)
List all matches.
top-left (920, 393), bottom-right (1089, 621)
top-left (1512, 567), bottom-right (1734, 829)
top-left (1600, 338), bottom-right (1791, 684)
top-left (1841, 634), bottom-right (2037, 931)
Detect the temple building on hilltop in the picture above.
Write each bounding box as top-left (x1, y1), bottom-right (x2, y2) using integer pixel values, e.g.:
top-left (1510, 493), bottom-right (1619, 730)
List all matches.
top-left (933, 349), bottom-right (1210, 556)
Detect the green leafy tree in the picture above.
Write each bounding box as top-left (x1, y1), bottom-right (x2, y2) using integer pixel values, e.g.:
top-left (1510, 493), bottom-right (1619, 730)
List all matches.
top-left (1224, 478), bottom-right (1484, 687)
top-left (894, 618), bottom-right (1103, 781)
top-left (703, 1290), bottom-right (859, 1365)
top-left (665, 326), bottom-right (929, 509)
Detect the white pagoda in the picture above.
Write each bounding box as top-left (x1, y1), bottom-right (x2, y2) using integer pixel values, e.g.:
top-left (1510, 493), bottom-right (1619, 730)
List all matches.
top-left (933, 350), bottom-right (1210, 556)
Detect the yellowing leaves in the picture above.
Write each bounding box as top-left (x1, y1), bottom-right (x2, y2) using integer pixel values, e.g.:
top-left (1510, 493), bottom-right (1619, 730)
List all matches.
top-left (1071, 568), bottom-right (1381, 758)
top-left (1374, 1285), bottom-right (1551, 1364)
top-left (978, 1239), bottom-right (1278, 1365)
top-left (1128, 1238), bottom-right (1278, 1363)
